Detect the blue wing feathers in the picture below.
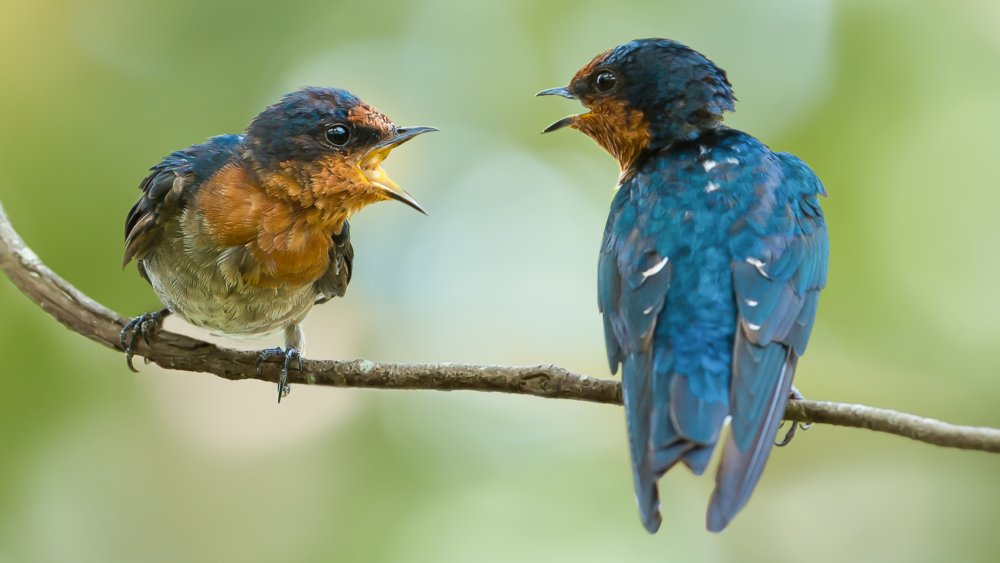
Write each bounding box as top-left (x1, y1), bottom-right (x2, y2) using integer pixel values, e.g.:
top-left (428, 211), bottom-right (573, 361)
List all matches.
top-left (597, 244), bottom-right (624, 372)
top-left (600, 195), bottom-right (674, 533)
top-left (668, 374), bottom-right (727, 444)
top-left (680, 445), bottom-right (715, 475)
top-left (707, 147), bottom-right (828, 530)
top-left (708, 346), bottom-right (796, 532)
top-left (622, 352), bottom-right (663, 533)
top-left (124, 135), bottom-right (243, 266)
top-left (785, 292), bottom-right (820, 355)
top-left (650, 349), bottom-right (677, 448)
top-left (598, 130), bottom-right (828, 532)
top-left (728, 336), bottom-right (791, 451)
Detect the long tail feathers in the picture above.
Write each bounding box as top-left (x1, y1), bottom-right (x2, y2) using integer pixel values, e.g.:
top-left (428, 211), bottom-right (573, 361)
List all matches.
top-left (622, 353), bottom-right (661, 533)
top-left (706, 349), bottom-right (797, 532)
top-left (626, 336), bottom-right (796, 533)
top-left (627, 348), bottom-right (733, 532)
top-left (681, 445), bottom-right (715, 475)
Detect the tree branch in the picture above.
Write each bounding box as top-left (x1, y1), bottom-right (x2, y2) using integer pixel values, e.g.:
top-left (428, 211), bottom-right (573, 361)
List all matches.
top-left (2, 201), bottom-right (998, 454)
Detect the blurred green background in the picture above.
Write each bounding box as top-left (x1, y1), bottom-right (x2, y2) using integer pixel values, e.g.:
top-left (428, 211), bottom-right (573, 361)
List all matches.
top-left (2, 0), bottom-right (999, 561)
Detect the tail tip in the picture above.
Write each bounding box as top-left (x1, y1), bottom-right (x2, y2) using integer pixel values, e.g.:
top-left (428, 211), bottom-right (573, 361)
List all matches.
top-left (636, 485), bottom-right (663, 534)
top-left (641, 510), bottom-right (663, 534)
top-left (705, 499), bottom-right (733, 533)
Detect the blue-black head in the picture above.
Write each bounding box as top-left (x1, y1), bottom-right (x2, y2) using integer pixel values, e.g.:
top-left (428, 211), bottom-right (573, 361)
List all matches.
top-left (246, 87), bottom-right (436, 213)
top-left (538, 39), bottom-right (735, 168)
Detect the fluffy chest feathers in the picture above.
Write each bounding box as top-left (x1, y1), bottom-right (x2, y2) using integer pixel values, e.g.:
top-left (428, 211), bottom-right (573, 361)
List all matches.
top-left (194, 162), bottom-right (342, 288)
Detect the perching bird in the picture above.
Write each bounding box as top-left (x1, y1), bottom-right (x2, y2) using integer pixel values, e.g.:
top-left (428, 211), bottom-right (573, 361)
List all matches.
top-left (121, 87), bottom-right (435, 401)
top-left (538, 39), bottom-right (828, 532)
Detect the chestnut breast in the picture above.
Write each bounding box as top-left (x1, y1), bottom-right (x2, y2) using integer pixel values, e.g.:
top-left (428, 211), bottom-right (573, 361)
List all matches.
top-left (138, 163), bottom-right (337, 337)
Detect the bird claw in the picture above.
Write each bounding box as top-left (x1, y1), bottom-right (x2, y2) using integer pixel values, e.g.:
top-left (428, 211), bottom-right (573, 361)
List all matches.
top-left (257, 347), bottom-right (302, 403)
top-left (776, 386), bottom-right (811, 447)
top-left (120, 309), bottom-right (169, 373)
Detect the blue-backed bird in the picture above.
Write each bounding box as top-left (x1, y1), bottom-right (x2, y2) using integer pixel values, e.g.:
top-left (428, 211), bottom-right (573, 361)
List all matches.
top-left (121, 87), bottom-right (435, 401)
top-left (538, 39), bottom-right (828, 532)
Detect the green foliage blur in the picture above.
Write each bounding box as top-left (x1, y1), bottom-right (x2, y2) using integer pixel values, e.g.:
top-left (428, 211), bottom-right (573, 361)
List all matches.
top-left (1, 0), bottom-right (998, 561)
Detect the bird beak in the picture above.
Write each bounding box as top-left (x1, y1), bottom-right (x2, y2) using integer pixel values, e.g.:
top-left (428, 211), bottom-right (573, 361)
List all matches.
top-left (359, 126), bottom-right (437, 215)
top-left (536, 87), bottom-right (581, 133)
top-left (541, 115), bottom-right (579, 134)
top-left (535, 87), bottom-right (576, 99)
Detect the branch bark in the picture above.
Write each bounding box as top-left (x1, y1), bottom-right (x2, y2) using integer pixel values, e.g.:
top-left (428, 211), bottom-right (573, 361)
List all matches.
top-left (2, 202), bottom-right (998, 454)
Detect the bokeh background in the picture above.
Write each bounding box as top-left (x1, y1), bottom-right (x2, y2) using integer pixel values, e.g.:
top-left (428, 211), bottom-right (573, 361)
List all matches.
top-left (1, 0), bottom-right (999, 561)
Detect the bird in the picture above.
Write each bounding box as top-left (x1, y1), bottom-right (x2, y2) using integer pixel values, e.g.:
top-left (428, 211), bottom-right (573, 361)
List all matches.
top-left (121, 87), bottom-right (435, 402)
top-left (538, 39), bottom-right (828, 532)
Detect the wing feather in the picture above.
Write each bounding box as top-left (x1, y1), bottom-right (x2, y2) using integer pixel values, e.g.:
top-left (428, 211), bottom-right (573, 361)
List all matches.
top-left (123, 135), bottom-right (243, 268)
top-left (707, 152), bottom-right (828, 531)
top-left (599, 194), bottom-right (673, 533)
top-left (314, 221), bottom-right (355, 304)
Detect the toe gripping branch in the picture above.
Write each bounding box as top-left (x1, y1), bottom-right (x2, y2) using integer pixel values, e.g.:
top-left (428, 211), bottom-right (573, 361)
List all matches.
top-left (120, 308), bottom-right (171, 372)
top-left (257, 347), bottom-right (302, 403)
top-left (776, 386), bottom-right (812, 447)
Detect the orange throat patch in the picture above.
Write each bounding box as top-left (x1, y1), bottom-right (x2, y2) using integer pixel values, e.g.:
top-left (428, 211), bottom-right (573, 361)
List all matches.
top-left (196, 159), bottom-right (378, 288)
top-left (574, 100), bottom-right (651, 170)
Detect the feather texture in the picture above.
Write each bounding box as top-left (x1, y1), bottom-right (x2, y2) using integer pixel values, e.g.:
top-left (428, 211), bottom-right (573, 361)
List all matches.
top-left (599, 128), bottom-right (828, 532)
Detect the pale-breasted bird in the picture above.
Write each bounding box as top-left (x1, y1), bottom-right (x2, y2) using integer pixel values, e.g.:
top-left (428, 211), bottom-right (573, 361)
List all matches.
top-left (121, 87), bottom-right (435, 401)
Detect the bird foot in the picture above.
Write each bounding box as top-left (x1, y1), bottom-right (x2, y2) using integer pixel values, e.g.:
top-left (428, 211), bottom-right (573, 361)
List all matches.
top-left (776, 386), bottom-right (812, 447)
top-left (257, 347), bottom-right (303, 403)
top-left (120, 308), bottom-right (170, 373)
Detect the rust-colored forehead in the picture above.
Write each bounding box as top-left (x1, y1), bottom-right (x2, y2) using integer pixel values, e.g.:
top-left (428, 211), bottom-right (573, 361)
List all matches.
top-left (263, 87), bottom-right (397, 134)
top-left (347, 103), bottom-right (395, 133)
top-left (572, 49), bottom-right (613, 83)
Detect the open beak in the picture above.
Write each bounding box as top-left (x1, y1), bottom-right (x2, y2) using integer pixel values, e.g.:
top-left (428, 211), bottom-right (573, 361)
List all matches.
top-left (536, 87), bottom-right (581, 133)
top-left (359, 126), bottom-right (437, 214)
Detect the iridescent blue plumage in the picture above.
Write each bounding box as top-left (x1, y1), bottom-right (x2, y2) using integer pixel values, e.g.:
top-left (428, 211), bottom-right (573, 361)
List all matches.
top-left (541, 39), bottom-right (828, 532)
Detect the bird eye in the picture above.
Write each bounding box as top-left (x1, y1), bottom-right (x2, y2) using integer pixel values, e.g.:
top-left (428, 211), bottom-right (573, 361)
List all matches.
top-left (325, 124), bottom-right (352, 147)
top-left (593, 70), bottom-right (618, 93)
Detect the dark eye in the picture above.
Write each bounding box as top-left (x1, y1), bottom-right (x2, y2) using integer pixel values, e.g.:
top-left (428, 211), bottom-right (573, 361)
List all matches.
top-left (593, 70), bottom-right (617, 93)
top-left (325, 124), bottom-right (351, 147)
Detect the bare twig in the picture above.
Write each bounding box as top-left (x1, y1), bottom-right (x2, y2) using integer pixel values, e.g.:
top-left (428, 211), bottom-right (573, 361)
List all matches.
top-left (2, 202), bottom-right (998, 454)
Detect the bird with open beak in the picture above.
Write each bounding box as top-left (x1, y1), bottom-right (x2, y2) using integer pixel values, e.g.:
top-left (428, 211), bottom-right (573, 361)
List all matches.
top-left (539, 39), bottom-right (828, 533)
top-left (121, 87), bottom-right (436, 401)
